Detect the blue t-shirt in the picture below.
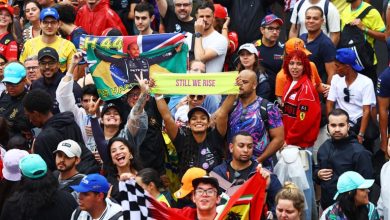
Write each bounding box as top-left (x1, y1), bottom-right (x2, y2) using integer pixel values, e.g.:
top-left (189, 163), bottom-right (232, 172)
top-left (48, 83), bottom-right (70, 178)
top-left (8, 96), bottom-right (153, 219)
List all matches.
top-left (301, 32), bottom-right (336, 83)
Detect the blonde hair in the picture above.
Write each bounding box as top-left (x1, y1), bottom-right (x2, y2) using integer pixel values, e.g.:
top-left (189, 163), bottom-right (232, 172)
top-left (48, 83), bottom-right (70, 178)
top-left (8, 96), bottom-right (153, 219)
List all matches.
top-left (275, 182), bottom-right (305, 219)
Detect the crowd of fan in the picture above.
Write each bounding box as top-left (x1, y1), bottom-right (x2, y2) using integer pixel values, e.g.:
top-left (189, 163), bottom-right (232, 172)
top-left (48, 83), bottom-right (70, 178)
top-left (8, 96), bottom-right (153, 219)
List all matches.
top-left (0, 0), bottom-right (390, 219)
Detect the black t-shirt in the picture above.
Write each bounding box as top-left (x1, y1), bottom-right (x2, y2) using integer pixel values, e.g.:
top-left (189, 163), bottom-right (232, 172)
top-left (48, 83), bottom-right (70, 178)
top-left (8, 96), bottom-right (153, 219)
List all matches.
top-left (255, 40), bottom-right (284, 85)
top-left (162, 7), bottom-right (195, 33)
top-left (227, 162), bottom-right (254, 184)
top-left (173, 128), bottom-right (224, 173)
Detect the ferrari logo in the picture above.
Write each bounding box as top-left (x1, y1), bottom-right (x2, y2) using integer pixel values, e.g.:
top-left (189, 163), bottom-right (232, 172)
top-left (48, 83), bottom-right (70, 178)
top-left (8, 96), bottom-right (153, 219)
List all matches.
top-left (300, 112), bottom-right (305, 120)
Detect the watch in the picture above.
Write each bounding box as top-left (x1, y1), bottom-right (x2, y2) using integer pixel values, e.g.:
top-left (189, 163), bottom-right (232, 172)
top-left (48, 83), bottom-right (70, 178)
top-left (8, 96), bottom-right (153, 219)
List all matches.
top-left (194, 32), bottom-right (202, 38)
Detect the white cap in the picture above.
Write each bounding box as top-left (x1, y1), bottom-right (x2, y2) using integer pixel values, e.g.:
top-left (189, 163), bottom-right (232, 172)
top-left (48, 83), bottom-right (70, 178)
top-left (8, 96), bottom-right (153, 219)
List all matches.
top-left (53, 139), bottom-right (82, 158)
top-left (238, 43), bottom-right (258, 55)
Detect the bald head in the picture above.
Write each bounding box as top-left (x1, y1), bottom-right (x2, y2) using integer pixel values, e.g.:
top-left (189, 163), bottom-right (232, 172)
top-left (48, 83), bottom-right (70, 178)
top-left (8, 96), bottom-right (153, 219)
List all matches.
top-left (240, 69), bottom-right (257, 82)
top-left (238, 69), bottom-right (257, 99)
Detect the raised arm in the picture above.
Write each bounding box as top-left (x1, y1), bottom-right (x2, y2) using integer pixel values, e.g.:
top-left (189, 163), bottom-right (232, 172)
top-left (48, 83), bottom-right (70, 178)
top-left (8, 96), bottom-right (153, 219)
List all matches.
top-left (155, 0), bottom-right (168, 18)
top-left (127, 73), bottom-right (149, 136)
top-left (214, 94), bottom-right (236, 136)
top-left (56, 52), bottom-right (85, 122)
top-left (150, 78), bottom-right (179, 140)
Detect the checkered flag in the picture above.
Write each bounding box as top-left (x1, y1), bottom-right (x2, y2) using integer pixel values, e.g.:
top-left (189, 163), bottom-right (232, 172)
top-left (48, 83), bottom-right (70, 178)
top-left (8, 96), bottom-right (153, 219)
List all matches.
top-left (118, 179), bottom-right (187, 220)
top-left (118, 179), bottom-right (155, 220)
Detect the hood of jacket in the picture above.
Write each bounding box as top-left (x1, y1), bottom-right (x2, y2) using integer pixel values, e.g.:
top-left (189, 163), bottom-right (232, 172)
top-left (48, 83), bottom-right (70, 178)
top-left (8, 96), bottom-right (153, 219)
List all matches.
top-left (44, 111), bottom-right (75, 129)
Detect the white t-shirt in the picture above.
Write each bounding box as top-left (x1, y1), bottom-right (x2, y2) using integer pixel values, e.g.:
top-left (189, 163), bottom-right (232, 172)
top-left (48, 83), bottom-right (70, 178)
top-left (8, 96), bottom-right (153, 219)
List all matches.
top-left (327, 74), bottom-right (376, 124)
top-left (290, 0), bottom-right (340, 36)
top-left (202, 31), bottom-right (228, 73)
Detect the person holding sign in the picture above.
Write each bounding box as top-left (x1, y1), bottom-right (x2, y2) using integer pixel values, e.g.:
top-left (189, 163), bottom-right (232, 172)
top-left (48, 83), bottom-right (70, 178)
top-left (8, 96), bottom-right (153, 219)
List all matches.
top-left (151, 77), bottom-right (236, 178)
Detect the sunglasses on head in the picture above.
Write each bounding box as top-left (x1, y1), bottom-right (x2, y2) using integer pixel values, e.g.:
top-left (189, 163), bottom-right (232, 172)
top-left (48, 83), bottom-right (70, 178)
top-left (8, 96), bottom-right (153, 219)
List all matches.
top-left (189, 95), bottom-right (205, 100)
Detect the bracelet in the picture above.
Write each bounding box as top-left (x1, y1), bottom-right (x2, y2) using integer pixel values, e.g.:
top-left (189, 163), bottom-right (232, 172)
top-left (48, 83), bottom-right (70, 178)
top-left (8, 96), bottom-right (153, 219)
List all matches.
top-left (222, 27), bottom-right (228, 30)
top-left (155, 95), bottom-right (164, 101)
top-left (364, 27), bottom-right (369, 34)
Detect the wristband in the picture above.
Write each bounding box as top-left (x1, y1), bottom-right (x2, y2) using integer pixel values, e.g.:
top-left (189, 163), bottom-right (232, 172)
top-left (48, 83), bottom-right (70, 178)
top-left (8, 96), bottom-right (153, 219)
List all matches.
top-left (358, 132), bottom-right (365, 137)
top-left (155, 95), bottom-right (164, 101)
top-left (364, 27), bottom-right (369, 34)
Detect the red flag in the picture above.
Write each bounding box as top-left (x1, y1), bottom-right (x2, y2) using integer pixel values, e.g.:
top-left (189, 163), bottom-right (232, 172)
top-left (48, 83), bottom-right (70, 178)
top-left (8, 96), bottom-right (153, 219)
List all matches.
top-left (217, 172), bottom-right (267, 220)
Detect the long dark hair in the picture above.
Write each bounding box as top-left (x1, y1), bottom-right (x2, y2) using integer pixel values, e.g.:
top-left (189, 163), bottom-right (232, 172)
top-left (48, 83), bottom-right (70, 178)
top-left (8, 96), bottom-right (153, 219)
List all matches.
top-left (338, 190), bottom-right (369, 220)
top-left (178, 127), bottom-right (222, 178)
top-left (137, 168), bottom-right (164, 192)
top-left (105, 137), bottom-right (142, 178)
top-left (6, 171), bottom-right (59, 218)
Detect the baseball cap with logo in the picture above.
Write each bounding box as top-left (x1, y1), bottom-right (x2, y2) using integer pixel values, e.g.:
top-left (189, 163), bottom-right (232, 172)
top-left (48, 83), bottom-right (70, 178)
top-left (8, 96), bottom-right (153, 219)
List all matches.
top-left (2, 149), bottom-right (29, 181)
top-left (19, 154), bottom-right (48, 179)
top-left (238, 43), bottom-right (258, 55)
top-left (175, 167), bottom-right (207, 198)
top-left (261, 14), bottom-right (283, 27)
top-left (71, 173), bottom-right (110, 193)
top-left (336, 48), bottom-right (364, 72)
top-left (333, 171), bottom-right (374, 200)
top-left (2, 62), bottom-right (27, 84)
top-left (38, 47), bottom-right (59, 62)
top-left (53, 139), bottom-right (82, 158)
top-left (40, 7), bottom-right (59, 21)
top-left (285, 38), bottom-right (311, 56)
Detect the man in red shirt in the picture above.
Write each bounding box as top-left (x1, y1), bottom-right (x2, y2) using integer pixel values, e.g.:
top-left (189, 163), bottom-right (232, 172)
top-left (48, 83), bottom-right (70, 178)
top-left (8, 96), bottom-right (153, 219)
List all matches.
top-left (173, 176), bottom-right (221, 220)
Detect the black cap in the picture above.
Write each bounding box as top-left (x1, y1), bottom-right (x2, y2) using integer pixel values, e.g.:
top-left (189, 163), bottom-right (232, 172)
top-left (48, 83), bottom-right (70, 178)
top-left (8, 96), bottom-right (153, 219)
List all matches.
top-left (101, 102), bottom-right (121, 117)
top-left (192, 176), bottom-right (220, 194)
top-left (38, 47), bottom-right (59, 62)
top-left (187, 106), bottom-right (210, 121)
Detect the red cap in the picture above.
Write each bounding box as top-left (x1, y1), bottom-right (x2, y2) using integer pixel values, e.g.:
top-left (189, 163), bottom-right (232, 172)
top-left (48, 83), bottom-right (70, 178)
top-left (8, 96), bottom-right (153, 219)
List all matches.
top-left (0, 4), bottom-right (14, 16)
top-left (214, 4), bottom-right (227, 19)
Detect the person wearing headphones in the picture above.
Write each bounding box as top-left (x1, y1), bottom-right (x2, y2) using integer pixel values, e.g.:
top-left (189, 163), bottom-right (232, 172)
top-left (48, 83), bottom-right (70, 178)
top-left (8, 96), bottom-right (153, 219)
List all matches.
top-left (314, 108), bottom-right (374, 211)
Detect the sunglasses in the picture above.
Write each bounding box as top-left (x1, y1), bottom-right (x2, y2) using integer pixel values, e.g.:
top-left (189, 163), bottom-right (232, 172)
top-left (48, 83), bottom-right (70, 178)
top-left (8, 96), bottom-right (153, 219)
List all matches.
top-left (189, 95), bottom-right (205, 100)
top-left (343, 88), bottom-right (350, 102)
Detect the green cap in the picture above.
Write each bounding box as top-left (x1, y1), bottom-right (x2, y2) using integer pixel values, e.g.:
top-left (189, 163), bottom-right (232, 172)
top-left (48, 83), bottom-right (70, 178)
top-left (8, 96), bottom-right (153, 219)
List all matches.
top-left (19, 154), bottom-right (48, 179)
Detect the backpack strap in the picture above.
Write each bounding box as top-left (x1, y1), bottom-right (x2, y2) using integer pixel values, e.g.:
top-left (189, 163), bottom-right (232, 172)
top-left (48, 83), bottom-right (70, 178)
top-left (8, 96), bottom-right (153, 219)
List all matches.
top-left (324, 0), bottom-right (330, 33)
top-left (357, 5), bottom-right (374, 20)
top-left (259, 98), bottom-right (269, 130)
top-left (295, 0), bottom-right (306, 32)
top-left (72, 207), bottom-right (82, 220)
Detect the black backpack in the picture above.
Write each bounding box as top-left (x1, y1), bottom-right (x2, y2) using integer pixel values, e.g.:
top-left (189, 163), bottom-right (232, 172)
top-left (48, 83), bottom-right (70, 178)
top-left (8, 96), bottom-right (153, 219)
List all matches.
top-left (338, 6), bottom-right (374, 69)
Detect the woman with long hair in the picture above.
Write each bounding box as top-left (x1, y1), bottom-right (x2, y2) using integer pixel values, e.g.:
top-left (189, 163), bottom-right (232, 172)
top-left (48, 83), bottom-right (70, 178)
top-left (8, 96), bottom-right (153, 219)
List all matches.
top-left (275, 182), bottom-right (305, 220)
top-left (0, 154), bottom-right (77, 220)
top-left (22, 0), bottom-right (41, 43)
top-left (321, 171), bottom-right (380, 220)
top-left (278, 49), bottom-right (321, 220)
top-left (0, 5), bottom-right (17, 61)
top-left (237, 43), bottom-right (272, 101)
top-left (105, 137), bottom-right (142, 201)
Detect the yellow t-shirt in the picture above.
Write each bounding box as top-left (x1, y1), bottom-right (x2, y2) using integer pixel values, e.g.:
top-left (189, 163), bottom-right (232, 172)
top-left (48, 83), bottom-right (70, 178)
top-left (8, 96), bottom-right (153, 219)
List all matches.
top-left (341, 2), bottom-right (385, 64)
top-left (20, 36), bottom-right (76, 73)
top-left (331, 0), bottom-right (349, 14)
